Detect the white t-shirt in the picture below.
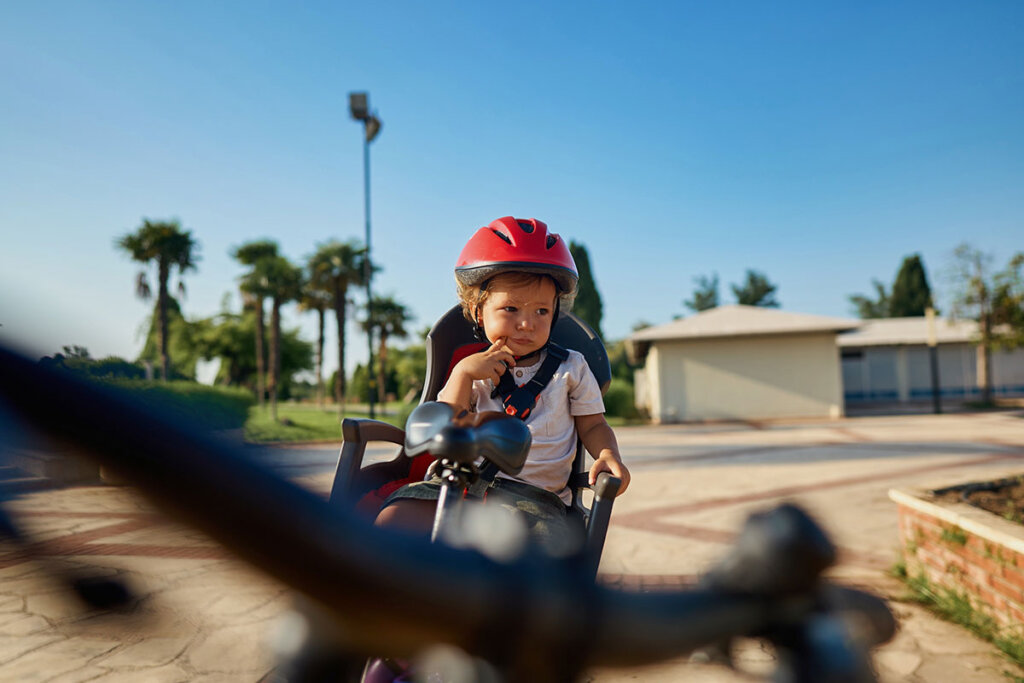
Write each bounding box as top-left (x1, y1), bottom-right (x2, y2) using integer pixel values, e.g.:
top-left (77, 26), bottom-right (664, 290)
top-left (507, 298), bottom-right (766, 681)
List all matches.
top-left (469, 348), bottom-right (605, 504)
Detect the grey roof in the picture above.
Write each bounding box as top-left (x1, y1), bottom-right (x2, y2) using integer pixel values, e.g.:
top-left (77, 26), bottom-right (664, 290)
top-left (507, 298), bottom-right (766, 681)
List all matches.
top-left (629, 305), bottom-right (860, 343)
top-left (837, 316), bottom-right (978, 347)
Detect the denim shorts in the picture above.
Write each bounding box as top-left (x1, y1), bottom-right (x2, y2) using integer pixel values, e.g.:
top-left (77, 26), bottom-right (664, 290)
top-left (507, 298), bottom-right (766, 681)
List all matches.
top-left (381, 476), bottom-right (578, 555)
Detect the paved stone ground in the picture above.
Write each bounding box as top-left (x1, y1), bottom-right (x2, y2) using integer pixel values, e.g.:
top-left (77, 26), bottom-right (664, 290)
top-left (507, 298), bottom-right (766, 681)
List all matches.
top-left (2, 410), bottom-right (1024, 681)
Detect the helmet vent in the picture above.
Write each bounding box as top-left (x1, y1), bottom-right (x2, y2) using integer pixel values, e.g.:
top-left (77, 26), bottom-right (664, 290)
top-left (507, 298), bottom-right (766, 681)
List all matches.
top-left (546, 235), bottom-right (558, 249)
top-left (516, 221), bottom-right (535, 234)
top-left (490, 228), bottom-right (512, 245)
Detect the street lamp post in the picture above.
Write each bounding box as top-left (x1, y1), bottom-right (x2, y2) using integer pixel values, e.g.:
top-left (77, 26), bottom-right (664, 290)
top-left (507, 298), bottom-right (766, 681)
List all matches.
top-left (349, 92), bottom-right (382, 419)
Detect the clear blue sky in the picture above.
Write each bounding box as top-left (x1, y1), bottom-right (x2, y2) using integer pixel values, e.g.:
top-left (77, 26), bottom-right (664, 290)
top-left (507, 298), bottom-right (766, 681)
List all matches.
top-left (2, 1), bottom-right (1021, 380)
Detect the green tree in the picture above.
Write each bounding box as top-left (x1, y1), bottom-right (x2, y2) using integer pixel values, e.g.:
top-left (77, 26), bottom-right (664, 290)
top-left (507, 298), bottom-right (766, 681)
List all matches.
top-left (346, 363), bottom-right (370, 405)
top-left (308, 240), bottom-right (367, 412)
top-left (298, 271), bottom-right (333, 410)
top-left (390, 342), bottom-right (428, 402)
top-left (264, 255), bottom-right (304, 421)
top-left (362, 295), bottom-right (413, 403)
top-left (949, 245), bottom-right (1024, 403)
top-left (606, 339), bottom-right (634, 384)
top-left (890, 254), bottom-right (933, 317)
top-left (138, 295), bottom-right (210, 379)
top-left (849, 280), bottom-right (891, 319)
top-left (232, 240), bottom-right (279, 407)
top-left (569, 241), bottom-right (604, 338)
top-left (115, 218), bottom-right (200, 381)
top-left (60, 345), bottom-right (91, 359)
top-left (684, 273), bottom-right (719, 312)
top-left (731, 270), bottom-right (779, 307)
top-left (993, 253), bottom-right (1024, 348)
top-left (195, 309), bottom-right (313, 393)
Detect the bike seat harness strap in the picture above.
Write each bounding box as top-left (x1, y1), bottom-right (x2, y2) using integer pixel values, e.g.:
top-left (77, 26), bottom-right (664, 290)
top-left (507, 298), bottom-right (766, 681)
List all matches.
top-left (468, 343), bottom-right (569, 499)
top-left (490, 343), bottom-right (569, 419)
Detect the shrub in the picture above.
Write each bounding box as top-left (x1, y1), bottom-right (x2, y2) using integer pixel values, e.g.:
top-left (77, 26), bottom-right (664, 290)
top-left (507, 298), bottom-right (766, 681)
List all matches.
top-left (40, 354), bottom-right (147, 380)
top-left (603, 378), bottom-right (638, 419)
top-left (103, 379), bottom-right (255, 430)
top-left (87, 357), bottom-right (147, 379)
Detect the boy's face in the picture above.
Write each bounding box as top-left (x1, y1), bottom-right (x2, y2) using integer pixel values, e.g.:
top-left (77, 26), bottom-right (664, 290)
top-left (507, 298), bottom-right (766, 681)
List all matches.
top-left (478, 275), bottom-right (557, 357)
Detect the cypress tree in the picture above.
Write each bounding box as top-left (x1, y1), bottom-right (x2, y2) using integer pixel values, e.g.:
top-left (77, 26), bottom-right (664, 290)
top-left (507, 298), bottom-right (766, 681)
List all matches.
top-left (568, 241), bottom-right (604, 339)
top-left (890, 254), bottom-right (932, 317)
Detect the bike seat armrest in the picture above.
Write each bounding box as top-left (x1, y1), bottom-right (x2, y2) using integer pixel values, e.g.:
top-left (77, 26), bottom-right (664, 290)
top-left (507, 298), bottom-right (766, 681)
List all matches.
top-left (341, 418), bottom-right (405, 447)
top-left (567, 471), bottom-right (622, 580)
top-left (331, 419), bottom-right (407, 506)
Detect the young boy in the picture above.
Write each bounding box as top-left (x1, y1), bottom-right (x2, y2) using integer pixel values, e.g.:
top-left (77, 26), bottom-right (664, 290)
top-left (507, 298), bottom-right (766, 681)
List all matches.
top-left (376, 217), bottom-right (630, 549)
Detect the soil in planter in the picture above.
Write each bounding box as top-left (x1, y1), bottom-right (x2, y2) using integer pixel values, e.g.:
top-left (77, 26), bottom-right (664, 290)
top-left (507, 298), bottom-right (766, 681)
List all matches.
top-left (935, 476), bottom-right (1024, 524)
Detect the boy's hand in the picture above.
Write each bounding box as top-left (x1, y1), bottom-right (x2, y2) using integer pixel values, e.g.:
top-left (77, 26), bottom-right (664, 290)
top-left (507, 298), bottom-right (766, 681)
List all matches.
top-left (589, 454), bottom-right (631, 496)
top-left (455, 336), bottom-right (516, 385)
top-left (439, 337), bottom-right (516, 410)
top-left (575, 413), bottom-right (630, 496)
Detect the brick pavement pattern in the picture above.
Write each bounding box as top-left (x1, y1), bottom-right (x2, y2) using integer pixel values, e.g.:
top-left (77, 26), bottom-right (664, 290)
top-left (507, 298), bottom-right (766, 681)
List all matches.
top-left (2, 410), bottom-right (1023, 681)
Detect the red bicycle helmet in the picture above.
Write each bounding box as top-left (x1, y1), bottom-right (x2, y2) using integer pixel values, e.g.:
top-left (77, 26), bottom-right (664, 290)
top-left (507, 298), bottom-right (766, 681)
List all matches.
top-left (455, 217), bottom-right (578, 293)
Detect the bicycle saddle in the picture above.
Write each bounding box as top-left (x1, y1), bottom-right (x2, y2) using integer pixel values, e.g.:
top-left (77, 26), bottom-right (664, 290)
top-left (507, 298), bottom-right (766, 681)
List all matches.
top-left (404, 401), bottom-right (531, 476)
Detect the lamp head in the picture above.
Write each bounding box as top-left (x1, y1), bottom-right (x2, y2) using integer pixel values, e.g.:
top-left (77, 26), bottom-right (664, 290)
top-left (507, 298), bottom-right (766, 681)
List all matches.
top-left (365, 115), bottom-right (382, 143)
top-left (349, 92), bottom-right (369, 121)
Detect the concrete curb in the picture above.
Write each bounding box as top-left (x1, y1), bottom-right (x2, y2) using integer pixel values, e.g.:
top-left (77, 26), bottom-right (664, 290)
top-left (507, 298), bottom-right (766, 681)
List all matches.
top-left (890, 486), bottom-right (1024, 556)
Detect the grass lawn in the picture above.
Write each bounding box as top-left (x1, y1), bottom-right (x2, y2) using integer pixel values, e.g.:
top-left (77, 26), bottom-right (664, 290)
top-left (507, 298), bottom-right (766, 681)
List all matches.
top-left (244, 402), bottom-right (406, 443)
top-left (605, 415), bottom-right (647, 428)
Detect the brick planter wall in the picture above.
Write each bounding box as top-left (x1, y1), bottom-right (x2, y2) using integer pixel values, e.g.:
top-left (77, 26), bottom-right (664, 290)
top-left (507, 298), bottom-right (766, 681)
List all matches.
top-left (890, 486), bottom-right (1024, 629)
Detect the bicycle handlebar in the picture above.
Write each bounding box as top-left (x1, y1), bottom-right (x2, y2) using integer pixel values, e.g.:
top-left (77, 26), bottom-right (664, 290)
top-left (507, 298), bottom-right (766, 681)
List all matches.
top-left (0, 346), bottom-right (894, 679)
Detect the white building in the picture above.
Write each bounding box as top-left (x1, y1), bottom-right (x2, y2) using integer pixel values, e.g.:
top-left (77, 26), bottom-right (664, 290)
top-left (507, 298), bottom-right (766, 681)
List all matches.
top-left (630, 309), bottom-right (1024, 422)
top-left (838, 317), bottom-right (1024, 403)
top-left (628, 305), bottom-right (858, 422)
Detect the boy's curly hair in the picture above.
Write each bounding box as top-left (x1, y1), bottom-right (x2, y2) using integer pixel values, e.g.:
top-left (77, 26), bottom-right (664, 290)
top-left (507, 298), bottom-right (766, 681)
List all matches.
top-left (455, 271), bottom-right (576, 324)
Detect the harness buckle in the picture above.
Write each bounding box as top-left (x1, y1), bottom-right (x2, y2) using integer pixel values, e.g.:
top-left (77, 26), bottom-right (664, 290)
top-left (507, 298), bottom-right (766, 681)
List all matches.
top-left (492, 342), bottom-right (567, 421)
top-left (503, 389), bottom-right (535, 420)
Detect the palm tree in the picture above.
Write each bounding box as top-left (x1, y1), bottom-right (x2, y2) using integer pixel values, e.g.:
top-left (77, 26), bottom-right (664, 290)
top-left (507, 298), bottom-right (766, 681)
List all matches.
top-left (232, 241), bottom-right (279, 408)
top-left (263, 255), bottom-right (303, 421)
top-left (362, 295), bottom-right (413, 405)
top-left (298, 273), bottom-right (333, 410)
top-left (307, 240), bottom-right (367, 414)
top-left (115, 219), bottom-right (200, 381)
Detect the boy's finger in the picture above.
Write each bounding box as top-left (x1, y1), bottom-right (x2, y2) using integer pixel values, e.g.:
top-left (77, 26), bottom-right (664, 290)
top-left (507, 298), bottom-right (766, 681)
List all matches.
top-left (489, 338), bottom-right (515, 365)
